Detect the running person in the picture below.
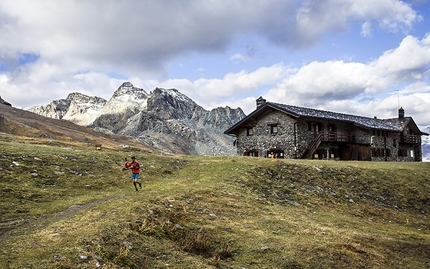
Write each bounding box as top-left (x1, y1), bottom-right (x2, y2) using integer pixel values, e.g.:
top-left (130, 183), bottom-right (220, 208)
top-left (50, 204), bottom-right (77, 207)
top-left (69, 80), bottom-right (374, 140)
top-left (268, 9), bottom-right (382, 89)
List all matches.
top-left (124, 156), bottom-right (142, 191)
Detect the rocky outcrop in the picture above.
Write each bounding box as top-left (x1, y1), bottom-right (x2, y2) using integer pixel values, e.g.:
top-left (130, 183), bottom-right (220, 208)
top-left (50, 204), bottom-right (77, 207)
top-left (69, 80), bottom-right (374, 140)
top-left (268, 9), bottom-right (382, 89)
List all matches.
top-left (28, 92), bottom-right (106, 126)
top-left (0, 96), bottom-right (12, 107)
top-left (101, 82), bottom-right (149, 114)
top-left (62, 93), bottom-right (107, 126)
top-left (91, 86), bottom-right (245, 156)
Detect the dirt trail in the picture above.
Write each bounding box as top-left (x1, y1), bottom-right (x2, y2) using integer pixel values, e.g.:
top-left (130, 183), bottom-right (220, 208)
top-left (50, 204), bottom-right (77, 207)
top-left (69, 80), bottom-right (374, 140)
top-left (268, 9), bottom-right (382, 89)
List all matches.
top-left (0, 196), bottom-right (121, 243)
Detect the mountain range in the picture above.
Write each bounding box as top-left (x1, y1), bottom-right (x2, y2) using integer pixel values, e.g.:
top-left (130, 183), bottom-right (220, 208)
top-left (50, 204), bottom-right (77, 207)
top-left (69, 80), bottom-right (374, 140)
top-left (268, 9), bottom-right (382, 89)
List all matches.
top-left (2, 83), bottom-right (428, 160)
top-left (28, 82), bottom-right (245, 156)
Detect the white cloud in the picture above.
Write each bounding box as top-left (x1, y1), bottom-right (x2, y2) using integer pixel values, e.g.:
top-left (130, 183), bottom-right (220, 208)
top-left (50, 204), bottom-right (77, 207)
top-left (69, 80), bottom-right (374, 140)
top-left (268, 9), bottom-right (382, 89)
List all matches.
top-left (230, 53), bottom-right (252, 63)
top-left (0, 0), bottom-right (421, 74)
top-left (374, 34), bottom-right (430, 71)
top-left (361, 21), bottom-right (373, 37)
top-left (0, 0), bottom-right (428, 127)
top-left (293, 0), bottom-right (421, 46)
top-left (147, 31), bottom-right (430, 127)
top-left (255, 34), bottom-right (430, 125)
top-left (147, 63), bottom-right (289, 109)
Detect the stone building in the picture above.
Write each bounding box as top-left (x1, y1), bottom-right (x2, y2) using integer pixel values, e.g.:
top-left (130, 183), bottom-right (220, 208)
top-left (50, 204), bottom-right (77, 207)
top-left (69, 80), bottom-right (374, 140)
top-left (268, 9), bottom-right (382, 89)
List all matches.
top-left (224, 97), bottom-right (428, 161)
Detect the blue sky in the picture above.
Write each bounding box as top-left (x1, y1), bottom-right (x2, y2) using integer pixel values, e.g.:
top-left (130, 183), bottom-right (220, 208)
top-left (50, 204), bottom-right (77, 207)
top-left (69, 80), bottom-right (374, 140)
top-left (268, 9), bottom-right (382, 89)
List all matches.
top-left (0, 0), bottom-right (429, 128)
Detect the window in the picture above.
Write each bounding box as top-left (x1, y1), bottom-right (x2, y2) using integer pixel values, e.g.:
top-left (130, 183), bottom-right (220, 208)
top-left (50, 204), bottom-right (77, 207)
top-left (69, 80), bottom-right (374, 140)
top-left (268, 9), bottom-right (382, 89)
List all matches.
top-left (393, 139), bottom-right (397, 147)
top-left (244, 150), bottom-right (258, 157)
top-left (267, 123), bottom-right (278, 134)
top-left (398, 149), bottom-right (407, 157)
top-left (372, 148), bottom-right (387, 157)
top-left (307, 121), bottom-right (312, 131)
top-left (246, 127), bottom-right (253, 136)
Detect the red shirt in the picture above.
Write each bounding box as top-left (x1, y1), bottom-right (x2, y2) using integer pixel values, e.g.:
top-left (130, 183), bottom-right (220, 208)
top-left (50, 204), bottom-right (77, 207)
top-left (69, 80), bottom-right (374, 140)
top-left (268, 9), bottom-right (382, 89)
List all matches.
top-left (125, 160), bottom-right (140, 174)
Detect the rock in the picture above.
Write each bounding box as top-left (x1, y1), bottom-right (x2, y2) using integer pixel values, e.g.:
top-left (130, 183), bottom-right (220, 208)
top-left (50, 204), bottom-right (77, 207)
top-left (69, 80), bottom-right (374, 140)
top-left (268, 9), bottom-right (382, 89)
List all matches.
top-left (314, 166), bottom-right (322, 173)
top-left (282, 199), bottom-right (300, 206)
top-left (0, 96), bottom-right (12, 106)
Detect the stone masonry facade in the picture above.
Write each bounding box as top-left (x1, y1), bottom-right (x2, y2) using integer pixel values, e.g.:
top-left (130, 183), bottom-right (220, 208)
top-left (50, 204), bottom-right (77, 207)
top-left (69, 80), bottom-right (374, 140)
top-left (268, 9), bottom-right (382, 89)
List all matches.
top-left (235, 108), bottom-right (421, 161)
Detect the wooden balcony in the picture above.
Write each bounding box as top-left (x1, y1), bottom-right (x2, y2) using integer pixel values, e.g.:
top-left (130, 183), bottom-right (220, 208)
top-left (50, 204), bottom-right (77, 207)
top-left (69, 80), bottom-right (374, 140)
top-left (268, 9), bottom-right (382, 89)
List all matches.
top-left (301, 131), bottom-right (356, 159)
top-left (319, 131), bottom-right (356, 143)
top-left (400, 135), bottom-right (421, 144)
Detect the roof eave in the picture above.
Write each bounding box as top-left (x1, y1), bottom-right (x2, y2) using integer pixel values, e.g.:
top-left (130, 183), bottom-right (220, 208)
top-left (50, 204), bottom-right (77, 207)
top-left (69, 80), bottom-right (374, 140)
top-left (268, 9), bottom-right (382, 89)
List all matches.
top-left (224, 102), bottom-right (301, 135)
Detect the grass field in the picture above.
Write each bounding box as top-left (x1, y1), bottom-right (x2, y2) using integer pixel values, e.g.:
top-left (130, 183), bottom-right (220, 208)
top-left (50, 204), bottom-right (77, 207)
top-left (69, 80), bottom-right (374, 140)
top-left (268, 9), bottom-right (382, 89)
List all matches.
top-left (0, 140), bottom-right (429, 268)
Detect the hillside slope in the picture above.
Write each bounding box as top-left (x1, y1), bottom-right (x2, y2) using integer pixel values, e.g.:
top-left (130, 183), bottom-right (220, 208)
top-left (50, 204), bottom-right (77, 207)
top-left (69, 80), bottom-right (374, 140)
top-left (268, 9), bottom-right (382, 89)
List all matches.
top-left (0, 140), bottom-right (429, 268)
top-left (0, 103), bottom-right (156, 152)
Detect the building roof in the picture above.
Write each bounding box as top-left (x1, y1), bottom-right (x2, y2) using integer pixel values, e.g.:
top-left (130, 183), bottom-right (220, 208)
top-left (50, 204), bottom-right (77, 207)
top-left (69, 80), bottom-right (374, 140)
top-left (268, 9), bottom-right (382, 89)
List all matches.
top-left (225, 101), bottom-right (427, 135)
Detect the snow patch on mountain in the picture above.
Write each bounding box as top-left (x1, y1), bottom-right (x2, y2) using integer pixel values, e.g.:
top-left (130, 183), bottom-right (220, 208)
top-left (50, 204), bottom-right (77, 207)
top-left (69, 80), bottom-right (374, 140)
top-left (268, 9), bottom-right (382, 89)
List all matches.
top-left (102, 82), bottom-right (149, 114)
top-left (28, 92), bottom-right (107, 126)
top-left (154, 87), bottom-right (193, 103)
top-left (62, 93), bottom-right (107, 126)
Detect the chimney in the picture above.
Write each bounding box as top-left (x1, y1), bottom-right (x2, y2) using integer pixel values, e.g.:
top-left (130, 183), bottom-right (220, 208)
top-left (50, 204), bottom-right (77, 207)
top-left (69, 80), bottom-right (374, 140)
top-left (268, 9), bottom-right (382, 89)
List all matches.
top-left (398, 107), bottom-right (404, 120)
top-left (256, 96), bottom-right (266, 108)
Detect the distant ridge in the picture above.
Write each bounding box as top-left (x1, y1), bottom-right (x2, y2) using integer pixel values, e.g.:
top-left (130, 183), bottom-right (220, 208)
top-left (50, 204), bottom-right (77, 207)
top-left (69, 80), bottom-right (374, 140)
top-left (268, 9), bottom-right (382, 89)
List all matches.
top-left (0, 95), bottom-right (12, 106)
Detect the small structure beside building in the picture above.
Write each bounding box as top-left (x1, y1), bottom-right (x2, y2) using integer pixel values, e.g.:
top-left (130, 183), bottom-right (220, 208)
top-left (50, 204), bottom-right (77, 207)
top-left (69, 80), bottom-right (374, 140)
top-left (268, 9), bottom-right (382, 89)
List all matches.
top-left (224, 97), bottom-right (428, 161)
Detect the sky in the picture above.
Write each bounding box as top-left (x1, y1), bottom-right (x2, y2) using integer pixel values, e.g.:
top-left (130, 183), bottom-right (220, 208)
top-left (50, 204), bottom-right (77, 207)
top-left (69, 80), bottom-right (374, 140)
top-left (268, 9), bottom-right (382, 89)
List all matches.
top-left (1, 0), bottom-right (430, 129)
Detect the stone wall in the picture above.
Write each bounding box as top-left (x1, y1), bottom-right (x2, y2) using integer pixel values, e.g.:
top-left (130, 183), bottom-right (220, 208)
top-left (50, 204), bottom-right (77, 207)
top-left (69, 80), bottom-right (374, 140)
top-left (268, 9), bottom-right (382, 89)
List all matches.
top-left (236, 110), bottom-right (297, 158)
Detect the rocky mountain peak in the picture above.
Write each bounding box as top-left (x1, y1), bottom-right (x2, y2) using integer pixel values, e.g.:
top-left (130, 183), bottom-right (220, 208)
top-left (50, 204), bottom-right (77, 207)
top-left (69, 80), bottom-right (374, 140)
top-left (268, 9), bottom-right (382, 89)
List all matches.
top-left (66, 92), bottom-right (107, 105)
top-left (111, 82), bottom-right (148, 100)
top-left (102, 82), bottom-right (149, 115)
top-left (200, 106), bottom-right (245, 130)
top-left (28, 92), bottom-right (107, 125)
top-left (151, 87), bottom-right (193, 103)
top-left (147, 87), bottom-right (202, 120)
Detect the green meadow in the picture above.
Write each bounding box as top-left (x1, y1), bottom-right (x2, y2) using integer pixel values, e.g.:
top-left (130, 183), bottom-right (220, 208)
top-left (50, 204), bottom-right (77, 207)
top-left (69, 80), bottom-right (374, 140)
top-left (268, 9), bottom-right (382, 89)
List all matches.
top-left (0, 140), bottom-right (429, 268)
